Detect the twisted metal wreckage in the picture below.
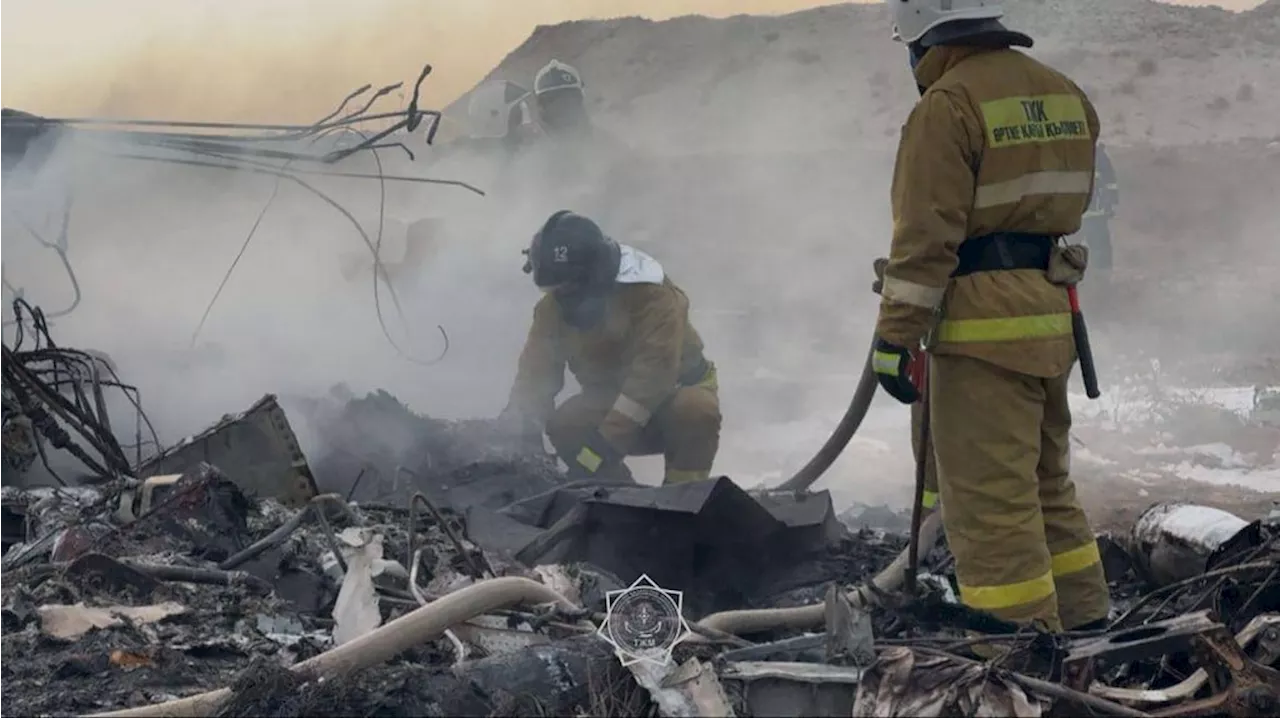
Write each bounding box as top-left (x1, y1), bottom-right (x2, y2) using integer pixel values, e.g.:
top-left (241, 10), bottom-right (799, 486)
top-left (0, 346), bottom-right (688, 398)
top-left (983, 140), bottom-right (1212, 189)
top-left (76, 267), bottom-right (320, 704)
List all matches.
top-left (2, 441), bottom-right (1278, 717)
top-left (1, 63), bottom-right (480, 359)
top-left (3, 70), bottom-right (1280, 718)
top-left (2, 65), bottom-right (482, 489)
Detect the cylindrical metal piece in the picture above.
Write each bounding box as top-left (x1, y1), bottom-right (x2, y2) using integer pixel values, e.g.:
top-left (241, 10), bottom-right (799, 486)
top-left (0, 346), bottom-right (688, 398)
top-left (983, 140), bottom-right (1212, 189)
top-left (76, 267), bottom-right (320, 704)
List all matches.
top-left (1129, 503), bottom-right (1249, 586)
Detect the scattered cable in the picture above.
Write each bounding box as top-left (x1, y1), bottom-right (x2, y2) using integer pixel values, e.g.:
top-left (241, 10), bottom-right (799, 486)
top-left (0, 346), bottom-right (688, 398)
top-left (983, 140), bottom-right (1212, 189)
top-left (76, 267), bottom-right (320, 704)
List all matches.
top-left (4, 299), bottom-right (161, 478)
top-left (2, 194), bottom-right (80, 328)
top-left (330, 125), bottom-right (452, 367)
top-left (178, 127), bottom-right (455, 364)
top-left (3, 65), bottom-right (443, 168)
top-left (4, 64), bottom-right (473, 368)
top-left (188, 174), bottom-right (286, 348)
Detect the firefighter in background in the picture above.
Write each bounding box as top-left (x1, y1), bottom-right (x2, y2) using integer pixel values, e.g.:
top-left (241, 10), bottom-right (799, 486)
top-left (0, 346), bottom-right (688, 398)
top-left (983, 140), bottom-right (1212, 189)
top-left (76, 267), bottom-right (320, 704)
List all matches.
top-left (465, 80), bottom-right (539, 157)
top-left (1075, 141), bottom-right (1118, 275)
top-left (872, 0), bottom-right (1111, 634)
top-left (533, 60), bottom-right (593, 140)
top-left (529, 60), bottom-right (632, 171)
top-left (501, 210), bottom-right (721, 485)
top-left (519, 60), bottom-right (642, 245)
top-left (528, 59), bottom-right (604, 191)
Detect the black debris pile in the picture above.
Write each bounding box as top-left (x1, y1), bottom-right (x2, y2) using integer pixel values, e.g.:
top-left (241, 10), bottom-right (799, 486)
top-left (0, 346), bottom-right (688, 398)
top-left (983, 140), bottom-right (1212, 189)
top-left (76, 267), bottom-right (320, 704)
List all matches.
top-left (6, 472), bottom-right (1278, 717)
top-left (0, 461), bottom-right (480, 716)
top-left (289, 386), bottom-right (567, 509)
top-left (212, 657), bottom-right (446, 718)
top-left (3, 366), bottom-right (1277, 717)
top-left (213, 636), bottom-right (642, 718)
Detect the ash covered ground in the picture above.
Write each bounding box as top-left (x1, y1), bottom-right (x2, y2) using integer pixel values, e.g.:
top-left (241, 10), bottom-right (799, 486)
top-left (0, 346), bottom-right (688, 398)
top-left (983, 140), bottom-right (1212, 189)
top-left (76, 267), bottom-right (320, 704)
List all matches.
top-left (1, 399), bottom-right (922, 716)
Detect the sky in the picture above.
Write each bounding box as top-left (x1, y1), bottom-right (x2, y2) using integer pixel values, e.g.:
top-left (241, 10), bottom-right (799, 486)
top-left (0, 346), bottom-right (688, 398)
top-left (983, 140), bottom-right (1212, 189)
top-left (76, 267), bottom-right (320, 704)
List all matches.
top-left (0, 0), bottom-right (1267, 121)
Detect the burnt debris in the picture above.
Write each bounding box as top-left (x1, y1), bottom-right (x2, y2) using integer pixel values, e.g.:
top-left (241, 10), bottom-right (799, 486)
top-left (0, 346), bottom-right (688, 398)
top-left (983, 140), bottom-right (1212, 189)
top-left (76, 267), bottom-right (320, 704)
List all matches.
top-left (3, 325), bottom-right (1277, 716)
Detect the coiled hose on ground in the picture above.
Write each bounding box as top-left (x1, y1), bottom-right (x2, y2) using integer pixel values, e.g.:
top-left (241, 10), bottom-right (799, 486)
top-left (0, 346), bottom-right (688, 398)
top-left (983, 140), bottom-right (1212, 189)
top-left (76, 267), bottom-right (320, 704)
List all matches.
top-left (779, 258), bottom-right (887, 493)
top-left (84, 577), bottom-right (582, 718)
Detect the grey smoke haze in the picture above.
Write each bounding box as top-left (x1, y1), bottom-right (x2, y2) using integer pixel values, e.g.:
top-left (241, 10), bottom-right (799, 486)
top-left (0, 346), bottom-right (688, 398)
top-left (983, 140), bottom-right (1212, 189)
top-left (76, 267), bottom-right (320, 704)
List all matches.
top-left (4, 0), bottom-right (1278, 503)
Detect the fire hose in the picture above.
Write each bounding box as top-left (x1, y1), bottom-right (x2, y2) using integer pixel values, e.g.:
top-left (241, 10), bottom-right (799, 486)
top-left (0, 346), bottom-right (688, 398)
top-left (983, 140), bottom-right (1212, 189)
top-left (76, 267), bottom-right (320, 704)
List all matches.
top-left (83, 577), bottom-right (582, 718)
top-left (780, 253), bottom-right (1100, 494)
top-left (774, 257), bottom-right (931, 601)
top-left (777, 251), bottom-right (1099, 598)
top-left (775, 257), bottom-right (890, 493)
top-left (776, 343), bottom-right (880, 493)
top-left (85, 524), bottom-right (947, 718)
top-left (698, 511), bottom-right (944, 635)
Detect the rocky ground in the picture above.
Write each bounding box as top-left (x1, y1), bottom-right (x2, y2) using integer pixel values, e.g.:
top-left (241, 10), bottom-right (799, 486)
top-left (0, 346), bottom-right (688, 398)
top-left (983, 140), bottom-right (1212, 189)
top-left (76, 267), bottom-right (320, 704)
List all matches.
top-left (449, 0), bottom-right (1280, 151)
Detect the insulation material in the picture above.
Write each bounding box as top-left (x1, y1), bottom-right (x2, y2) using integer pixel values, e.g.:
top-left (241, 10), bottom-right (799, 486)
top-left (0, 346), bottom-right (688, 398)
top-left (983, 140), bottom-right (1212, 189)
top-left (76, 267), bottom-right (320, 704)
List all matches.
top-left (38, 602), bottom-right (187, 640)
top-left (852, 647), bottom-right (1046, 718)
top-left (628, 657), bottom-right (735, 718)
top-left (331, 530), bottom-right (383, 646)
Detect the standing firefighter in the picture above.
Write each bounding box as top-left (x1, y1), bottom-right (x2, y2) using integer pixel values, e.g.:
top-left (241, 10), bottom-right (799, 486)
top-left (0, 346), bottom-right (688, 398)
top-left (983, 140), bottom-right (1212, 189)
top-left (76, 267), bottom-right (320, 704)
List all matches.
top-left (501, 210), bottom-right (721, 484)
top-left (872, 0), bottom-right (1110, 633)
top-left (533, 60), bottom-right (592, 140)
top-left (1076, 141), bottom-right (1118, 274)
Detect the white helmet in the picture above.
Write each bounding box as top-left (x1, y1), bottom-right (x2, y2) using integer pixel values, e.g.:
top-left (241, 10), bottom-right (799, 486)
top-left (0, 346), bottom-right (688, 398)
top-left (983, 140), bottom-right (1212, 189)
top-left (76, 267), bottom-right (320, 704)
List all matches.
top-left (466, 80), bottom-right (531, 139)
top-left (887, 0), bottom-right (1004, 44)
top-left (534, 60), bottom-right (584, 96)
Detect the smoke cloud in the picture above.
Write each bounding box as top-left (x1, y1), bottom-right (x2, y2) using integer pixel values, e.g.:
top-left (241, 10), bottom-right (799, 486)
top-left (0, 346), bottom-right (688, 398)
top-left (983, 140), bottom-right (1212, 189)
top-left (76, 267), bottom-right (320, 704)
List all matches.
top-left (3, 0), bottom-right (1275, 507)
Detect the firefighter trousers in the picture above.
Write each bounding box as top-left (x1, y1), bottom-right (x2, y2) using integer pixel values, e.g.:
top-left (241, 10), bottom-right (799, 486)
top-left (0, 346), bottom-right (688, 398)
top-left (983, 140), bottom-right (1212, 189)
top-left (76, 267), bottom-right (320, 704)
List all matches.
top-left (930, 354), bottom-right (1110, 631)
top-left (545, 384), bottom-right (721, 485)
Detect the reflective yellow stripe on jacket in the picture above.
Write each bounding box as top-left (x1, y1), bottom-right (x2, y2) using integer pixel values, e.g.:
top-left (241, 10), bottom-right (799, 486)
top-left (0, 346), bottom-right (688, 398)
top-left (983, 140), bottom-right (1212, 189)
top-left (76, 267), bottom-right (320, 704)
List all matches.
top-left (875, 46), bottom-right (1099, 377)
top-left (936, 312), bottom-right (1072, 344)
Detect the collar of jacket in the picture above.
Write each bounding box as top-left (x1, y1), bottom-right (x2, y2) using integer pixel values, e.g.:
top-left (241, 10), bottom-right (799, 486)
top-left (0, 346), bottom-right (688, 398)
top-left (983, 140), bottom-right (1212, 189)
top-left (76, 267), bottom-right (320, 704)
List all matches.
top-left (616, 243), bottom-right (665, 285)
top-left (912, 45), bottom-right (990, 89)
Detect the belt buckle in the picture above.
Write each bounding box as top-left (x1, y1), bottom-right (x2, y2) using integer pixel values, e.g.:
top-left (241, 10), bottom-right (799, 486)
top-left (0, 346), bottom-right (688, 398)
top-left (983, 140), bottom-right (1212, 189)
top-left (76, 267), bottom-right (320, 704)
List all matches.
top-left (923, 305), bottom-right (943, 351)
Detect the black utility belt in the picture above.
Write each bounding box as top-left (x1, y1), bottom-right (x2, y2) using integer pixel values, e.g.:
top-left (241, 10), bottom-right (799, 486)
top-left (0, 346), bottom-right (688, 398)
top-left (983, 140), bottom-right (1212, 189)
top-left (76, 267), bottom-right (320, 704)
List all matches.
top-left (952, 232), bottom-right (1057, 278)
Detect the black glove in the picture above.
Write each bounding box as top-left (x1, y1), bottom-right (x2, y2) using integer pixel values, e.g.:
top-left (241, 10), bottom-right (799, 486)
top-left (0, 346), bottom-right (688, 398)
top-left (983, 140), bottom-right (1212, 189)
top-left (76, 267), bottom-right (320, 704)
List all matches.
top-left (567, 429), bottom-right (623, 478)
top-left (872, 336), bottom-right (923, 404)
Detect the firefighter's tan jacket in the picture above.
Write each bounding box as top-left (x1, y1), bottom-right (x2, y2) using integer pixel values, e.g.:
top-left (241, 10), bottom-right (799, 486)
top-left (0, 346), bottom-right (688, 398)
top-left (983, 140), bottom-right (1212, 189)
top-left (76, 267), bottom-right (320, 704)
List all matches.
top-left (507, 251), bottom-right (711, 451)
top-left (875, 46), bottom-right (1100, 378)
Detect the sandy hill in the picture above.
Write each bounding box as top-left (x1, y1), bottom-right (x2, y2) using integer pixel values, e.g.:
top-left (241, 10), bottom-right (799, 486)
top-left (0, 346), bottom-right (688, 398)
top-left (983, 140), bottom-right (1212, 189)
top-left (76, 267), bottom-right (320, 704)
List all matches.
top-left (448, 0), bottom-right (1280, 151)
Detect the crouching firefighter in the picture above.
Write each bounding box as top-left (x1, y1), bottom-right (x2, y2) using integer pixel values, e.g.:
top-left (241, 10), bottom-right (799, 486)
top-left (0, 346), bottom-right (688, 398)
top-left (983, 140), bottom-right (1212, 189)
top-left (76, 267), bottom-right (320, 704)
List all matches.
top-left (871, 0), bottom-right (1111, 635)
top-left (500, 210), bottom-right (721, 484)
